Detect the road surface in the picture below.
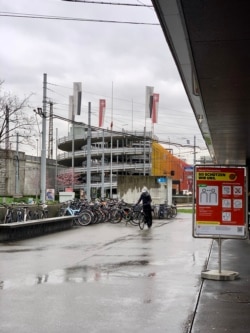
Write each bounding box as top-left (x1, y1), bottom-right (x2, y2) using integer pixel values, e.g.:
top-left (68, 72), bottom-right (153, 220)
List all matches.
top-left (0, 213), bottom-right (211, 333)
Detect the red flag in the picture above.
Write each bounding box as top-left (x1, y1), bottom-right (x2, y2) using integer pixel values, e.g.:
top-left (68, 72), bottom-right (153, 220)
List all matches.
top-left (99, 99), bottom-right (106, 127)
top-left (152, 93), bottom-right (159, 124)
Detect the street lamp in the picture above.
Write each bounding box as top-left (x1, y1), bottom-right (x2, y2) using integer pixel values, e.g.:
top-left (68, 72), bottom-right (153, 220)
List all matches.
top-left (182, 136), bottom-right (196, 165)
top-left (121, 123), bottom-right (128, 131)
top-left (33, 106), bottom-right (47, 203)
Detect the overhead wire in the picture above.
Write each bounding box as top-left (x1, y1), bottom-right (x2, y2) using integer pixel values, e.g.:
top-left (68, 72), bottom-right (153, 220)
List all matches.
top-left (61, 0), bottom-right (153, 7)
top-left (44, 80), bottom-right (204, 150)
top-left (51, 111), bottom-right (204, 150)
top-left (1, 3), bottom-right (207, 159)
top-left (0, 11), bottom-right (159, 25)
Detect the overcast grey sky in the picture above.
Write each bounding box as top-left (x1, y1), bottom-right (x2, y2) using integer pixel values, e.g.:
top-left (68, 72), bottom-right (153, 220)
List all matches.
top-left (0, 0), bottom-right (209, 162)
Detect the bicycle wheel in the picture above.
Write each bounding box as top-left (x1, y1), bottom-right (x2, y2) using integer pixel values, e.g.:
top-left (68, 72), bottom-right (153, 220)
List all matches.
top-left (171, 207), bottom-right (177, 218)
top-left (41, 210), bottom-right (49, 219)
top-left (26, 210), bottom-right (34, 220)
top-left (102, 209), bottom-right (111, 222)
top-left (5, 213), bottom-right (13, 224)
top-left (138, 213), bottom-right (145, 230)
top-left (129, 218), bottom-right (140, 226)
top-left (16, 210), bottom-right (24, 222)
top-left (164, 207), bottom-right (172, 219)
top-left (128, 212), bottom-right (140, 226)
top-left (110, 209), bottom-right (122, 223)
top-left (57, 208), bottom-right (66, 217)
top-left (77, 212), bottom-right (92, 226)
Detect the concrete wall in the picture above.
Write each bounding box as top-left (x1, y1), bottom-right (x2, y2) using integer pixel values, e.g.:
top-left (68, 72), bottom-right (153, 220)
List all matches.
top-left (0, 149), bottom-right (65, 197)
top-left (24, 156), bottom-right (59, 196)
top-left (0, 149), bottom-right (26, 196)
top-left (117, 175), bottom-right (172, 205)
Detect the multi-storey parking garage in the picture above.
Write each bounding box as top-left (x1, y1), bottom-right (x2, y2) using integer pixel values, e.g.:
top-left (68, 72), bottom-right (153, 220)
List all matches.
top-left (57, 125), bottom-right (154, 198)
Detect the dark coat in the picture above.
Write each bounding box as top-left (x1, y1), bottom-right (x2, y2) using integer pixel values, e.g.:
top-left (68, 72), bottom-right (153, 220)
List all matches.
top-left (137, 192), bottom-right (152, 206)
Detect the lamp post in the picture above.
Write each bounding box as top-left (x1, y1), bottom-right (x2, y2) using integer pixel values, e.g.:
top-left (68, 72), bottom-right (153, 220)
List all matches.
top-left (182, 136), bottom-right (197, 165)
top-left (34, 106), bottom-right (47, 203)
top-left (36, 138), bottom-right (39, 157)
top-left (33, 75), bottom-right (47, 203)
top-left (15, 132), bottom-right (19, 196)
top-left (193, 135), bottom-right (196, 165)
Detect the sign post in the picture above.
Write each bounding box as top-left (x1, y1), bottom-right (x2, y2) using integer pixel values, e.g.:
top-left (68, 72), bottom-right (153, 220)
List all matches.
top-left (193, 165), bottom-right (248, 280)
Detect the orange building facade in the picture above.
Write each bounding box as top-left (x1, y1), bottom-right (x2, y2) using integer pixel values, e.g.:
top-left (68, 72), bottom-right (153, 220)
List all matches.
top-left (151, 141), bottom-right (193, 194)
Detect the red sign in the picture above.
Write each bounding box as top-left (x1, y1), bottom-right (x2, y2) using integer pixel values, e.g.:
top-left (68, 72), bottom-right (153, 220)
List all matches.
top-left (65, 188), bottom-right (73, 192)
top-left (193, 166), bottom-right (247, 239)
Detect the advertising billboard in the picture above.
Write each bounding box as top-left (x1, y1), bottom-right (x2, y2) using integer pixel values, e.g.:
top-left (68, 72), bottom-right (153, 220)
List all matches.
top-left (193, 166), bottom-right (247, 239)
top-left (46, 189), bottom-right (55, 201)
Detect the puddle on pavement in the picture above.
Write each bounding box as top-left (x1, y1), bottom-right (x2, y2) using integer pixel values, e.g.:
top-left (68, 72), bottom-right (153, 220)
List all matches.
top-left (0, 247), bottom-right (46, 253)
top-left (0, 259), bottom-right (157, 290)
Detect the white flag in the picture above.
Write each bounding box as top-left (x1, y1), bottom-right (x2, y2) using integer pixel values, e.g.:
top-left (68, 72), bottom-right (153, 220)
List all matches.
top-left (145, 86), bottom-right (154, 118)
top-left (68, 95), bottom-right (73, 120)
top-left (73, 82), bottom-right (82, 115)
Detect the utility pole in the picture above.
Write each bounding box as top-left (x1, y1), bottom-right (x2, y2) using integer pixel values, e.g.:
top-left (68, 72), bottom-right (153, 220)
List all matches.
top-left (71, 99), bottom-right (75, 191)
top-left (55, 128), bottom-right (58, 193)
top-left (48, 101), bottom-right (53, 159)
top-left (110, 82), bottom-right (113, 198)
top-left (86, 102), bottom-right (91, 201)
top-left (143, 126), bottom-right (146, 176)
top-left (5, 105), bottom-right (10, 150)
top-left (41, 73), bottom-right (47, 203)
top-left (193, 135), bottom-right (196, 165)
top-left (15, 132), bottom-right (19, 196)
top-left (101, 129), bottom-right (105, 198)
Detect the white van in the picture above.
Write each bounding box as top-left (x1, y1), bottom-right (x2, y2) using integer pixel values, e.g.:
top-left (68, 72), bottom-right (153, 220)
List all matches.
top-left (183, 190), bottom-right (192, 195)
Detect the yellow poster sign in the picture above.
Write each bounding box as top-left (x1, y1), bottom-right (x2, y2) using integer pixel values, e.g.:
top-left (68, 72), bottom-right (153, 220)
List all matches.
top-left (196, 172), bottom-right (237, 182)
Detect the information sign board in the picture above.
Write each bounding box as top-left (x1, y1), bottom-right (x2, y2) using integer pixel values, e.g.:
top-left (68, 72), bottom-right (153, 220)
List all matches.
top-left (184, 166), bottom-right (193, 172)
top-left (157, 177), bottom-right (167, 183)
top-left (193, 165), bottom-right (247, 239)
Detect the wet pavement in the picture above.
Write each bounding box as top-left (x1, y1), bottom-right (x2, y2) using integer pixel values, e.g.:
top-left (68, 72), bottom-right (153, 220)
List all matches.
top-left (0, 214), bottom-right (212, 333)
top-left (191, 237), bottom-right (250, 333)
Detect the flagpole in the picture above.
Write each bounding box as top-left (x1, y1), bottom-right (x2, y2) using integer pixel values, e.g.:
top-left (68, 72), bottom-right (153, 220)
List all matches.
top-left (110, 81), bottom-right (113, 198)
top-left (86, 102), bottom-right (91, 201)
top-left (101, 129), bottom-right (105, 198)
top-left (143, 108), bottom-right (147, 176)
top-left (143, 88), bottom-right (147, 176)
top-left (132, 99), bottom-right (134, 132)
top-left (143, 97), bottom-right (146, 176)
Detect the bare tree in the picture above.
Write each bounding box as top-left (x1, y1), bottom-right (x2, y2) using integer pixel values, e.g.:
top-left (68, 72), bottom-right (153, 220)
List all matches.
top-left (0, 81), bottom-right (37, 150)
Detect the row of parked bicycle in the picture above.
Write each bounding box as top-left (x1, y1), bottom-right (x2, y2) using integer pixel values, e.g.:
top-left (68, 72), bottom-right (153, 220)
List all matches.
top-left (57, 198), bottom-right (178, 228)
top-left (0, 199), bottom-right (177, 227)
top-left (0, 203), bottom-right (49, 224)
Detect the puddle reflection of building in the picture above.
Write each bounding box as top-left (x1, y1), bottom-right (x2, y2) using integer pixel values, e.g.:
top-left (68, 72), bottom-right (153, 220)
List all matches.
top-left (139, 229), bottom-right (157, 306)
top-left (63, 265), bottom-right (109, 283)
top-left (36, 274), bottom-right (49, 284)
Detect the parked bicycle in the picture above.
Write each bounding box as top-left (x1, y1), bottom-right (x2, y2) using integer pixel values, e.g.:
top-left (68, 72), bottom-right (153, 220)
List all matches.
top-left (58, 200), bottom-right (92, 226)
top-left (32, 203), bottom-right (49, 220)
top-left (110, 200), bottom-right (140, 226)
top-left (158, 203), bottom-right (177, 219)
top-left (1, 204), bottom-right (15, 224)
top-left (0, 204), bottom-right (33, 223)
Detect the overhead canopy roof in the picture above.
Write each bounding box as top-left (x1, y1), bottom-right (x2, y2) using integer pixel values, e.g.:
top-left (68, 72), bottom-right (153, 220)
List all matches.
top-left (151, 0), bottom-right (250, 166)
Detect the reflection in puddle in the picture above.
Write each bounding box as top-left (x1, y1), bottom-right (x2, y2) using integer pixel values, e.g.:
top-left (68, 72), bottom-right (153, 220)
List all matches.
top-left (0, 260), bottom-right (156, 290)
top-left (0, 247), bottom-right (46, 253)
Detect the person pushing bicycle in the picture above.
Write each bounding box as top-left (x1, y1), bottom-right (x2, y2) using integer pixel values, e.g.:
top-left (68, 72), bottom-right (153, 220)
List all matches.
top-left (136, 186), bottom-right (152, 228)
